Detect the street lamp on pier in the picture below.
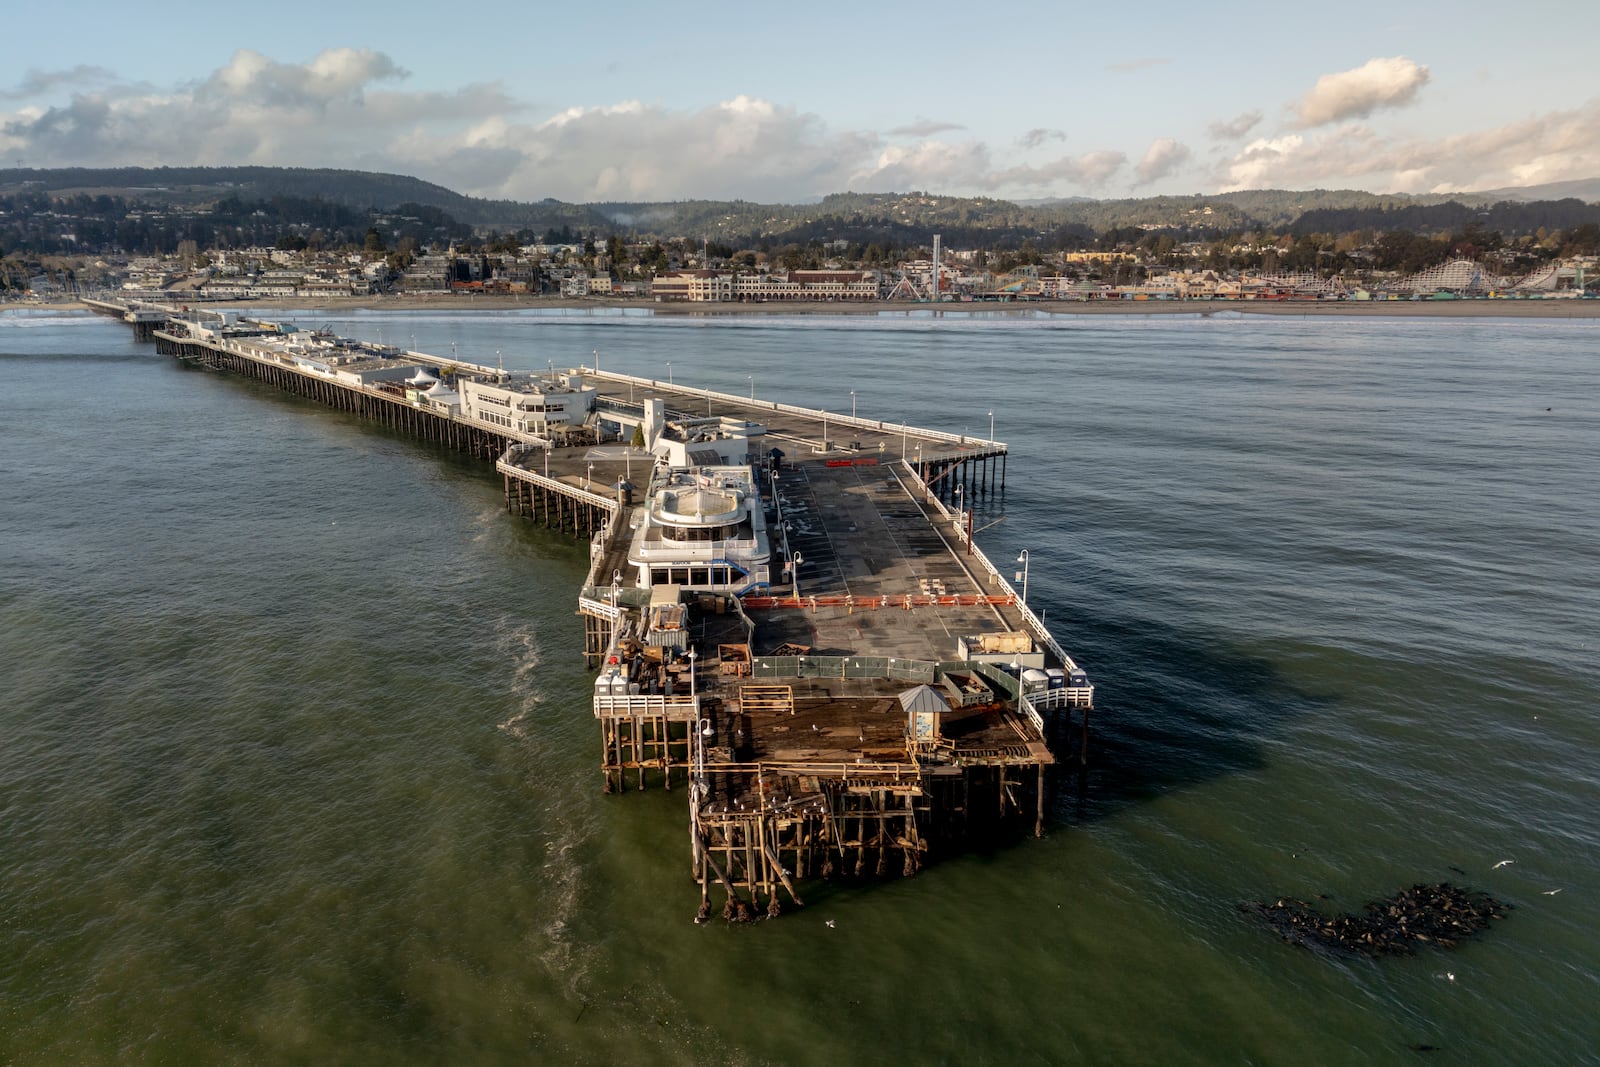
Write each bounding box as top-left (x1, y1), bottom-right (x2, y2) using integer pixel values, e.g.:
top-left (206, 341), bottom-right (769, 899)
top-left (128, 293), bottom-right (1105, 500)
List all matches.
top-left (791, 552), bottom-right (804, 599)
top-left (747, 375), bottom-right (754, 401)
top-left (688, 647), bottom-right (698, 703)
top-left (667, 361), bottom-right (672, 386)
top-left (850, 390), bottom-right (857, 419)
top-left (1015, 550), bottom-right (1030, 607)
top-left (989, 410), bottom-right (995, 443)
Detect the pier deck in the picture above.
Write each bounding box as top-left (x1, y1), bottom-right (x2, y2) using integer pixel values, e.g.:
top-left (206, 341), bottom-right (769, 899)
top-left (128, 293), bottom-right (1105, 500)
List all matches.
top-left (91, 299), bottom-right (1094, 921)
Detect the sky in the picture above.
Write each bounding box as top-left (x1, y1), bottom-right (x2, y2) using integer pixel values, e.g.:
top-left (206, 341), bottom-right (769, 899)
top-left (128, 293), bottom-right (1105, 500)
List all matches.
top-left (3, 1), bottom-right (1598, 205)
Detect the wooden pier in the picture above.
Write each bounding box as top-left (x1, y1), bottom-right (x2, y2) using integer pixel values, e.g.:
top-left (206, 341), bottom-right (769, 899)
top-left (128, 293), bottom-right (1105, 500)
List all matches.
top-left (90, 299), bottom-right (1095, 922)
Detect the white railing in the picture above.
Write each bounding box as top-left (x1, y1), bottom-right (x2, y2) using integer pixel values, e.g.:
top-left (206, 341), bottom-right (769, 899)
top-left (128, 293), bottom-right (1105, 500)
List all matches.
top-left (579, 366), bottom-right (1006, 454)
top-left (592, 693), bottom-right (700, 719)
top-left (902, 460), bottom-right (1075, 672)
top-left (578, 596), bottom-right (621, 622)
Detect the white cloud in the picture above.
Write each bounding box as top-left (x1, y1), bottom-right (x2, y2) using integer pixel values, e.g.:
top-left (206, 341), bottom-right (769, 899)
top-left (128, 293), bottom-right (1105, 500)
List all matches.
top-left (1217, 99), bottom-right (1600, 193)
top-left (850, 139), bottom-right (993, 193)
top-left (0, 48), bottom-right (1150, 201)
top-left (1293, 56), bottom-right (1430, 128)
top-left (886, 118), bottom-right (965, 137)
top-left (1208, 110), bottom-right (1262, 141)
top-left (990, 150), bottom-right (1127, 190)
top-left (1136, 138), bottom-right (1191, 185)
top-left (1018, 127), bottom-right (1066, 150)
top-left (1, 65), bottom-right (116, 102)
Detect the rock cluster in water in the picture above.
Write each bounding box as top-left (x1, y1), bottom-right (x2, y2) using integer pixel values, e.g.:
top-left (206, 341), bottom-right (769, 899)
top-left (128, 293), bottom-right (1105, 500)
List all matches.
top-left (1241, 882), bottom-right (1511, 957)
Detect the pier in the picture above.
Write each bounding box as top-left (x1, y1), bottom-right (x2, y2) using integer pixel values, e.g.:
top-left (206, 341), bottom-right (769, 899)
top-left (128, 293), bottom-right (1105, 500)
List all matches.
top-left (90, 298), bottom-right (1095, 920)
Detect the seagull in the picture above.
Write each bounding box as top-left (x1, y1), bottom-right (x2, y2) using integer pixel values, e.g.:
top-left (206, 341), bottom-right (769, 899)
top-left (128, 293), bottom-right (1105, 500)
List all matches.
top-left (825, 919), bottom-right (837, 929)
top-left (1492, 859), bottom-right (1515, 869)
top-left (1542, 889), bottom-right (1562, 896)
top-left (1444, 972), bottom-right (1456, 982)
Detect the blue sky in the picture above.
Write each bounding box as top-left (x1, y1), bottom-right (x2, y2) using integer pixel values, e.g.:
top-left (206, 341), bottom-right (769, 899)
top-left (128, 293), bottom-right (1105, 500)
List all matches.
top-left (4, 1), bottom-right (1598, 203)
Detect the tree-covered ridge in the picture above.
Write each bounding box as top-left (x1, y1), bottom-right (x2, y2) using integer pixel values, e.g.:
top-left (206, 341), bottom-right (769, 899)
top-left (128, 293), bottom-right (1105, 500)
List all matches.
top-left (3, 166), bottom-right (1599, 266)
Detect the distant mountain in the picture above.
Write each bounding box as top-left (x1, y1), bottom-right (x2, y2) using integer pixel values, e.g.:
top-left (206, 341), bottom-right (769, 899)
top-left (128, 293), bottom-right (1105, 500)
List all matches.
top-left (0, 166), bottom-right (616, 232)
top-left (4, 166), bottom-right (1597, 250)
top-left (1462, 177), bottom-right (1600, 204)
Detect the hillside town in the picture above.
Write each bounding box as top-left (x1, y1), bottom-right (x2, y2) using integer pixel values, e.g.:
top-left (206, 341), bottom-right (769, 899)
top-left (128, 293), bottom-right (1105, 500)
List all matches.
top-left (9, 236), bottom-right (1597, 306)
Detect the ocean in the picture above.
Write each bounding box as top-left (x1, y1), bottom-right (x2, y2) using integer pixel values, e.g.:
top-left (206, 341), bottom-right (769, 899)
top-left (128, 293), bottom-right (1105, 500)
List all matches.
top-left (3, 306), bottom-right (1597, 1064)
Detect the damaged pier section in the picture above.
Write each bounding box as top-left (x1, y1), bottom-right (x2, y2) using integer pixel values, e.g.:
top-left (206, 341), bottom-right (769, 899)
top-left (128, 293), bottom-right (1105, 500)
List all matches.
top-left (568, 382), bottom-right (1094, 922)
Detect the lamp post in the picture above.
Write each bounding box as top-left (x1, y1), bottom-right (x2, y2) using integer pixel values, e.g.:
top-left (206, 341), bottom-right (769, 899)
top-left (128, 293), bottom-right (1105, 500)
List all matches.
top-left (989, 409), bottom-right (995, 443)
top-left (747, 374), bottom-right (754, 401)
top-left (1015, 550), bottom-right (1030, 607)
top-left (696, 715), bottom-right (711, 786)
top-left (791, 551), bottom-right (804, 599)
top-left (688, 647), bottom-right (697, 703)
top-left (586, 461), bottom-right (593, 490)
top-left (850, 390), bottom-right (857, 419)
top-left (667, 361), bottom-right (672, 386)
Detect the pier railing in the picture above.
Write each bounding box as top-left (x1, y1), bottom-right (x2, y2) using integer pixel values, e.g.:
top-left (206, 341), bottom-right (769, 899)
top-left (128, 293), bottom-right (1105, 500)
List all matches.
top-left (581, 367), bottom-right (1006, 457)
top-left (900, 461), bottom-right (1078, 673)
top-left (592, 692), bottom-right (700, 720)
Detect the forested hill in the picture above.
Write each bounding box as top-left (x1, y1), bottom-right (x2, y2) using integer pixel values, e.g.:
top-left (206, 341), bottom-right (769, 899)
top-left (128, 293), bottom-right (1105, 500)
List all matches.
top-left (3, 166), bottom-right (1598, 251)
top-left (0, 166), bottom-right (614, 231)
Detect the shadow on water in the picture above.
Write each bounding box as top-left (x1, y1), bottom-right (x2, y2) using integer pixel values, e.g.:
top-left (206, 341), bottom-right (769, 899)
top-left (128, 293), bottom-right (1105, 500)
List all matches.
top-left (1052, 608), bottom-right (1334, 824)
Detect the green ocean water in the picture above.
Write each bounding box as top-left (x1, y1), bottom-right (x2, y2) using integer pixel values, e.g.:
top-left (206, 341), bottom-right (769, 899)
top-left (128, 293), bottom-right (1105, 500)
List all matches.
top-left (3, 307), bottom-right (1598, 1064)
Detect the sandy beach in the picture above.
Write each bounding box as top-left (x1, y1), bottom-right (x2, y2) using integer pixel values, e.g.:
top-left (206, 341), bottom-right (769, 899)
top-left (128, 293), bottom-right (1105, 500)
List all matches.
top-left (7, 293), bottom-right (1600, 319)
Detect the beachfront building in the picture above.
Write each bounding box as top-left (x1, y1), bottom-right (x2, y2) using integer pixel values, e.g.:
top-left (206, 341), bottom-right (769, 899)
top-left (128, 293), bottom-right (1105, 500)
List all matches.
top-left (457, 371), bottom-right (598, 441)
top-left (652, 269), bottom-right (732, 302)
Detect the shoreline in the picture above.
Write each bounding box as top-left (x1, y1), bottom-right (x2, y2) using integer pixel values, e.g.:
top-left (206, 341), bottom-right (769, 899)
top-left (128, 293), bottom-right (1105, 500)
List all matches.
top-left (7, 293), bottom-right (1600, 319)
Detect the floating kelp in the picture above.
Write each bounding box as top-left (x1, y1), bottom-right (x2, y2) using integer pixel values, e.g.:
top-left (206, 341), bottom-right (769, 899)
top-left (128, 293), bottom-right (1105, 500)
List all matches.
top-left (1241, 883), bottom-right (1511, 957)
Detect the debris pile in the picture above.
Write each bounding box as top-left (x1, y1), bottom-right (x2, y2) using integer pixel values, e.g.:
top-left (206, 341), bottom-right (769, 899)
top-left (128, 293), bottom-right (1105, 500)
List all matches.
top-left (1241, 882), bottom-right (1511, 957)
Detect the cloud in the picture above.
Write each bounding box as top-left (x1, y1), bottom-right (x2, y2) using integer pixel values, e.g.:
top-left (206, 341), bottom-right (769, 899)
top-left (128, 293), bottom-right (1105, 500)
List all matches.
top-left (1208, 110), bottom-right (1262, 141)
top-left (1217, 98), bottom-right (1600, 193)
top-left (0, 48), bottom-right (1159, 201)
top-left (1107, 57), bottom-right (1172, 73)
top-left (1, 65), bottom-right (116, 102)
top-left (886, 118), bottom-right (964, 137)
top-left (1018, 127), bottom-right (1066, 150)
top-left (850, 139), bottom-right (993, 193)
top-left (990, 150), bottom-right (1127, 190)
top-left (1135, 138), bottom-right (1191, 185)
top-left (1293, 56), bottom-right (1430, 128)
top-left (472, 95), bottom-right (881, 201)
